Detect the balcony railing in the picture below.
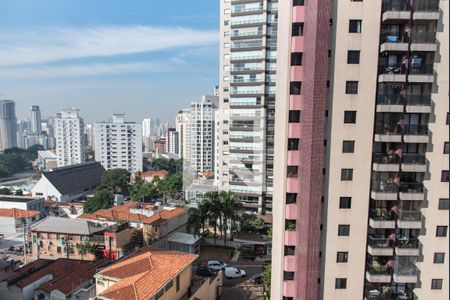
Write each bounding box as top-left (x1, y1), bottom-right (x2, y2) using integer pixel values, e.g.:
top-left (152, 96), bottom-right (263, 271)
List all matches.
top-left (410, 64), bottom-right (434, 75)
top-left (413, 0), bottom-right (439, 12)
top-left (377, 94), bottom-right (405, 105)
top-left (368, 236), bottom-right (393, 248)
top-left (382, 0), bottom-right (411, 12)
top-left (375, 122), bottom-right (403, 135)
top-left (370, 208), bottom-right (395, 221)
top-left (373, 153), bottom-right (401, 164)
top-left (379, 64), bottom-right (407, 75)
top-left (365, 288), bottom-right (415, 300)
top-left (231, 31), bottom-right (263, 38)
top-left (402, 153), bottom-right (426, 164)
top-left (403, 124), bottom-right (428, 135)
top-left (230, 66), bottom-right (263, 72)
top-left (231, 42), bottom-right (263, 49)
top-left (380, 33), bottom-right (409, 43)
top-left (372, 181), bottom-right (398, 193)
top-left (230, 78), bottom-right (262, 83)
top-left (231, 7), bottom-right (263, 14)
top-left (230, 19), bottom-right (265, 26)
top-left (397, 209), bottom-right (422, 221)
top-left (399, 182), bottom-right (424, 193)
top-left (367, 262), bottom-right (392, 276)
top-left (406, 94), bottom-right (431, 105)
top-left (411, 32), bottom-right (436, 43)
top-left (396, 237), bottom-right (419, 248)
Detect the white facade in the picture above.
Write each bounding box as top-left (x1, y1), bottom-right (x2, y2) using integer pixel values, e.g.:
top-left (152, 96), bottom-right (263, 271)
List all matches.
top-left (94, 113), bottom-right (143, 173)
top-left (55, 108), bottom-right (85, 167)
top-left (166, 128), bottom-right (179, 155)
top-left (175, 110), bottom-right (189, 159)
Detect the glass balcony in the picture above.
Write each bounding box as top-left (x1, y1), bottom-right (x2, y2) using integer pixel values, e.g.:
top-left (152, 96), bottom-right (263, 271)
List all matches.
top-left (368, 236), bottom-right (394, 256)
top-left (403, 124), bottom-right (428, 135)
top-left (411, 32), bottom-right (436, 44)
top-left (373, 153), bottom-right (400, 172)
top-left (393, 260), bottom-right (418, 283)
top-left (396, 237), bottom-right (420, 256)
top-left (413, 0), bottom-right (439, 12)
top-left (397, 209), bottom-right (422, 229)
top-left (231, 42), bottom-right (263, 49)
top-left (369, 208), bottom-right (396, 229)
top-left (231, 7), bottom-right (263, 14)
top-left (366, 262), bottom-right (392, 283)
top-left (406, 94), bottom-right (431, 106)
top-left (371, 180), bottom-right (398, 201)
top-left (377, 94), bottom-right (405, 105)
top-left (365, 288), bottom-right (415, 300)
top-left (401, 154), bottom-right (426, 172)
top-left (231, 31), bottom-right (264, 38)
top-left (382, 0), bottom-right (411, 12)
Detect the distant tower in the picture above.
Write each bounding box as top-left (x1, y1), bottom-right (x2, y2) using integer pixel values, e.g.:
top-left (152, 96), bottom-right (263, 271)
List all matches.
top-left (0, 99), bottom-right (18, 151)
top-left (55, 108), bottom-right (85, 166)
top-left (30, 105), bottom-right (42, 134)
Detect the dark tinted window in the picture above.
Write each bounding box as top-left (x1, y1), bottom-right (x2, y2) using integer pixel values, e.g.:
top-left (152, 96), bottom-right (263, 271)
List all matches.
top-left (342, 141), bottom-right (355, 153)
top-left (347, 50), bottom-right (360, 64)
top-left (346, 81), bottom-right (359, 94)
top-left (289, 110), bottom-right (301, 123)
top-left (291, 53), bottom-right (303, 66)
top-left (339, 197), bottom-right (352, 209)
top-left (344, 111), bottom-right (357, 123)
top-left (349, 20), bottom-right (362, 33)
top-left (338, 225), bottom-right (350, 236)
top-left (290, 82), bottom-right (302, 94)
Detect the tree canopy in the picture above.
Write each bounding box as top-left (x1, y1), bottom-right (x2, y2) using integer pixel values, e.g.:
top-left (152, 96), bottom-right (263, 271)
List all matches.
top-left (83, 188), bottom-right (114, 213)
top-left (100, 169), bottom-right (130, 194)
top-left (0, 145), bottom-right (43, 178)
top-left (151, 158), bottom-right (182, 175)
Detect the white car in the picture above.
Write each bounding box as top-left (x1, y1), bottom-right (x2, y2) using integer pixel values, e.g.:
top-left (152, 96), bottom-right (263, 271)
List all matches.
top-left (207, 260), bottom-right (227, 271)
top-left (224, 267), bottom-right (246, 279)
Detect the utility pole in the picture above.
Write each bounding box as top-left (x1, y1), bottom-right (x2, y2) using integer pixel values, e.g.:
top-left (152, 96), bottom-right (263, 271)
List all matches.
top-left (22, 221), bottom-right (28, 264)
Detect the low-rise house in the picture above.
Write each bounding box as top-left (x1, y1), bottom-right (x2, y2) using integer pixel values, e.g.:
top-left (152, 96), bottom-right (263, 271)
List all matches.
top-left (0, 258), bottom-right (108, 300)
top-left (95, 247), bottom-right (197, 300)
top-left (167, 232), bottom-right (202, 254)
top-left (29, 216), bottom-right (106, 261)
top-left (0, 195), bottom-right (45, 212)
top-left (31, 161), bottom-right (105, 202)
top-left (131, 170), bottom-right (168, 183)
top-left (0, 208), bottom-right (40, 235)
top-left (45, 200), bottom-right (84, 218)
top-left (37, 150), bottom-right (58, 171)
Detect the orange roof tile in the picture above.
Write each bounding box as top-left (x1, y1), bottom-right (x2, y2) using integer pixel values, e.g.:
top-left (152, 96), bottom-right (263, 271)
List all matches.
top-left (98, 247), bottom-right (197, 300)
top-left (0, 208), bottom-right (39, 219)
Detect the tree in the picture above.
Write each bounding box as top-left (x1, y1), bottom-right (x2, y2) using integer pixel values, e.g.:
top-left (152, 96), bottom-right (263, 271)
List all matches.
top-left (205, 191), bottom-right (222, 244)
top-left (187, 207), bottom-right (203, 237)
top-left (219, 191), bottom-right (243, 244)
top-left (26, 144), bottom-right (45, 157)
top-left (0, 187), bottom-right (12, 195)
top-left (14, 189), bottom-right (23, 196)
top-left (131, 176), bottom-right (150, 202)
top-left (262, 264), bottom-right (271, 298)
top-left (100, 169), bottom-right (130, 194)
top-left (130, 229), bottom-right (144, 248)
top-left (83, 189), bottom-right (114, 213)
top-left (76, 241), bottom-right (97, 260)
top-left (241, 215), bottom-right (265, 233)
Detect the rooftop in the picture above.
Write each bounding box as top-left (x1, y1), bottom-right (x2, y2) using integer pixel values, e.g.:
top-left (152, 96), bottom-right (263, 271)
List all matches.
top-left (30, 216), bottom-right (105, 235)
top-left (0, 208), bottom-right (39, 219)
top-left (167, 232), bottom-right (202, 245)
top-left (39, 161), bottom-right (105, 195)
top-left (97, 247), bottom-right (197, 300)
top-left (0, 195), bottom-right (42, 203)
top-left (138, 170), bottom-right (168, 178)
top-left (37, 150), bottom-right (57, 159)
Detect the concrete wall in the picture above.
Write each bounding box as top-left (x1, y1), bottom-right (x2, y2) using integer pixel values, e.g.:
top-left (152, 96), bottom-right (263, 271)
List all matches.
top-left (0, 216), bottom-right (18, 235)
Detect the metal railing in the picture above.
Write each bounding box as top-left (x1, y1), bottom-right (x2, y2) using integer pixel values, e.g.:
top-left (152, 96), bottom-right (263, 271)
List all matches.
top-left (411, 32), bottom-right (436, 43)
top-left (402, 153), bottom-right (426, 164)
top-left (399, 182), bottom-right (424, 193)
top-left (231, 31), bottom-right (263, 38)
top-left (368, 236), bottom-right (393, 248)
top-left (231, 7), bottom-right (263, 14)
top-left (373, 153), bottom-right (401, 164)
top-left (367, 262), bottom-right (391, 275)
top-left (382, 0), bottom-right (411, 12)
top-left (403, 124), bottom-right (428, 135)
top-left (372, 181), bottom-right (398, 193)
top-left (377, 94), bottom-right (405, 105)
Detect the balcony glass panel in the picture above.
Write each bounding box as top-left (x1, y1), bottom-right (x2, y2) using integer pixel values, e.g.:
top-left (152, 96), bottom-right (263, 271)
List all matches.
top-left (413, 0), bottom-right (439, 12)
top-left (382, 0), bottom-right (411, 12)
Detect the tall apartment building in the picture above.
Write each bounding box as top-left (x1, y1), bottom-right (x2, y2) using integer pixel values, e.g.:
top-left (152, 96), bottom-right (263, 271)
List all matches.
top-left (0, 99), bottom-right (18, 151)
top-left (271, 1), bottom-right (449, 300)
top-left (166, 128), bottom-right (179, 155)
top-left (54, 108), bottom-right (85, 167)
top-left (30, 105), bottom-right (42, 134)
top-left (176, 109), bottom-right (190, 159)
top-left (185, 96), bottom-right (219, 176)
top-left (218, 0), bottom-right (278, 214)
top-left (94, 113), bottom-right (143, 173)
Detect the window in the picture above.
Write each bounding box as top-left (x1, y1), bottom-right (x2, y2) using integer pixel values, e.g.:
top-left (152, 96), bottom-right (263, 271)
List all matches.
top-left (347, 50), bottom-right (360, 64)
top-left (289, 110), bottom-right (301, 123)
top-left (292, 23), bottom-right (304, 36)
top-left (155, 289), bottom-right (164, 300)
top-left (342, 141), bottom-right (355, 153)
top-left (288, 138), bottom-right (300, 151)
top-left (341, 169), bottom-right (353, 181)
top-left (338, 225), bottom-right (350, 236)
top-left (337, 252), bottom-right (349, 263)
top-left (339, 197), bottom-right (352, 209)
top-left (287, 166), bottom-right (298, 178)
top-left (290, 82), bottom-right (302, 94)
top-left (291, 53), bottom-right (303, 66)
top-left (438, 199), bottom-right (449, 210)
top-left (444, 142), bottom-right (449, 154)
top-left (284, 271), bottom-right (295, 281)
top-left (344, 111), bottom-right (357, 124)
top-left (346, 81), bottom-right (359, 94)
top-left (176, 275), bottom-right (180, 292)
top-left (441, 170), bottom-right (449, 182)
top-left (293, 0), bottom-right (305, 5)
top-left (285, 246), bottom-right (295, 255)
top-left (431, 279), bottom-right (443, 290)
top-left (436, 226), bottom-right (448, 237)
top-left (286, 193), bottom-right (297, 204)
top-left (434, 253), bottom-right (445, 264)
top-left (335, 278), bottom-right (347, 289)
top-left (349, 20), bottom-right (362, 33)
top-left (165, 280), bottom-right (173, 291)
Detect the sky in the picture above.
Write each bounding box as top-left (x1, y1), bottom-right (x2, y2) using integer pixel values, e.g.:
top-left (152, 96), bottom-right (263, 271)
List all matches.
top-left (0, 0), bottom-right (220, 123)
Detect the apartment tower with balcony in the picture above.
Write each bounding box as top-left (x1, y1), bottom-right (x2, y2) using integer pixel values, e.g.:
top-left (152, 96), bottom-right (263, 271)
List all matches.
top-left (271, 0), bottom-right (448, 299)
top-left (218, 0), bottom-right (278, 214)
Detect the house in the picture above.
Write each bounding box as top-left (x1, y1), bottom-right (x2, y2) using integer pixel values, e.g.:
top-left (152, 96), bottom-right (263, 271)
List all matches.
top-left (0, 195), bottom-right (45, 212)
top-left (31, 161), bottom-right (105, 202)
top-left (0, 208), bottom-right (40, 235)
top-left (95, 247), bottom-right (197, 300)
top-left (45, 200), bottom-right (84, 218)
top-left (0, 258), bottom-right (108, 300)
top-left (167, 232), bottom-right (202, 254)
top-left (29, 216), bottom-right (106, 261)
top-left (37, 150), bottom-right (58, 171)
top-left (78, 202), bottom-right (187, 244)
top-left (131, 170), bottom-right (168, 183)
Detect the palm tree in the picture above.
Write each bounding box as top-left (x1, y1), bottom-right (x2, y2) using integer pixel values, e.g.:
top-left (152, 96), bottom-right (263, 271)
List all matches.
top-left (219, 191), bottom-right (243, 245)
top-left (76, 241), bottom-right (96, 260)
top-left (131, 176), bottom-right (148, 202)
top-left (187, 207), bottom-right (203, 237)
top-left (205, 191), bottom-right (223, 244)
top-left (198, 200), bottom-right (212, 233)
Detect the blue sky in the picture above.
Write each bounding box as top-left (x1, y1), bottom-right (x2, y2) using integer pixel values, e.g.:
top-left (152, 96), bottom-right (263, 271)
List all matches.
top-left (0, 0), bottom-right (219, 123)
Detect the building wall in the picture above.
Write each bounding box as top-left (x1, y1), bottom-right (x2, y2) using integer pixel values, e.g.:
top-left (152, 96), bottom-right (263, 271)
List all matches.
top-left (55, 108), bottom-right (85, 167)
top-left (0, 100), bottom-right (18, 151)
top-left (157, 265), bottom-right (192, 300)
top-left (0, 217), bottom-right (18, 235)
top-left (0, 198), bottom-right (44, 211)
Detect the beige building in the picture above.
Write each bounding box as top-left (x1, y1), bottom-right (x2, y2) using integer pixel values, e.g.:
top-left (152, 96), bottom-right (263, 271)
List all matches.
top-left (271, 0), bottom-right (448, 300)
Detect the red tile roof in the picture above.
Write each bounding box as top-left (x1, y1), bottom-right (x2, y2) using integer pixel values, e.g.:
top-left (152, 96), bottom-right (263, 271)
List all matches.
top-left (138, 170), bottom-right (168, 178)
top-left (0, 208), bottom-right (39, 219)
top-left (98, 247), bottom-right (197, 300)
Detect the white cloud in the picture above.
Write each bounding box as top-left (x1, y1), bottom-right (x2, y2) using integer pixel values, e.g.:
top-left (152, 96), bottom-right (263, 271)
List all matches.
top-left (0, 25), bottom-right (218, 66)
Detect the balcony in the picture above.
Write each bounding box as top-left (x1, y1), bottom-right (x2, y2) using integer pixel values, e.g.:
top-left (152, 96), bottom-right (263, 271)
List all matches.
top-left (369, 208), bottom-right (396, 229)
top-left (231, 6), bottom-right (264, 15)
top-left (373, 153), bottom-right (400, 172)
top-left (284, 230), bottom-right (297, 246)
top-left (230, 42), bottom-right (263, 51)
top-left (376, 95), bottom-right (404, 113)
top-left (409, 64), bottom-right (434, 83)
top-left (230, 31), bottom-right (264, 39)
top-left (365, 288), bottom-right (415, 300)
top-left (230, 19), bottom-right (265, 27)
top-left (401, 154), bottom-right (426, 172)
top-left (374, 125), bottom-right (402, 142)
top-left (366, 263), bottom-right (392, 283)
top-left (413, 0), bottom-right (440, 20)
top-left (410, 32), bottom-right (437, 51)
top-left (396, 237), bottom-right (420, 256)
top-left (405, 94), bottom-right (432, 113)
top-left (367, 236), bottom-right (394, 256)
top-left (378, 65), bottom-right (407, 82)
top-left (382, 0), bottom-right (411, 22)
top-left (403, 125), bottom-right (429, 143)
top-left (393, 265), bottom-right (418, 283)
top-left (380, 33), bottom-right (409, 52)
top-left (399, 182), bottom-right (425, 201)
top-left (371, 181), bottom-right (398, 201)
top-left (397, 209), bottom-right (422, 229)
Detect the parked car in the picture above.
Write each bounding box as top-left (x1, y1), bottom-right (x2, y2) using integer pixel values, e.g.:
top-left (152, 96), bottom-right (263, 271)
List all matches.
top-left (208, 260), bottom-right (227, 271)
top-left (224, 267), bottom-right (246, 279)
top-left (250, 274), bottom-right (263, 284)
top-left (196, 267), bottom-right (214, 277)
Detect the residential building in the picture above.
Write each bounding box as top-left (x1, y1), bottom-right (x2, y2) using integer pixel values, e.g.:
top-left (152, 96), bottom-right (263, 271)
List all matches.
top-left (0, 208), bottom-right (40, 235)
top-left (0, 195), bottom-right (45, 211)
top-left (55, 108), bottom-right (85, 167)
top-left (175, 109), bottom-right (189, 159)
top-left (0, 99), bottom-right (18, 151)
top-left (166, 232), bottom-right (202, 254)
top-left (29, 216), bottom-right (106, 260)
top-left (30, 105), bottom-right (42, 134)
top-left (218, 0), bottom-right (278, 214)
top-left (0, 258), bottom-right (108, 300)
top-left (131, 170), bottom-right (168, 183)
top-left (166, 127), bottom-right (179, 155)
top-left (94, 113), bottom-right (143, 173)
top-left (84, 123), bottom-right (95, 149)
top-left (95, 247), bottom-right (197, 300)
top-left (270, 1), bottom-right (449, 300)
top-left (153, 137), bottom-right (166, 155)
top-left (45, 200), bottom-right (85, 218)
top-left (37, 150), bottom-right (58, 171)
top-left (31, 161), bottom-right (105, 202)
